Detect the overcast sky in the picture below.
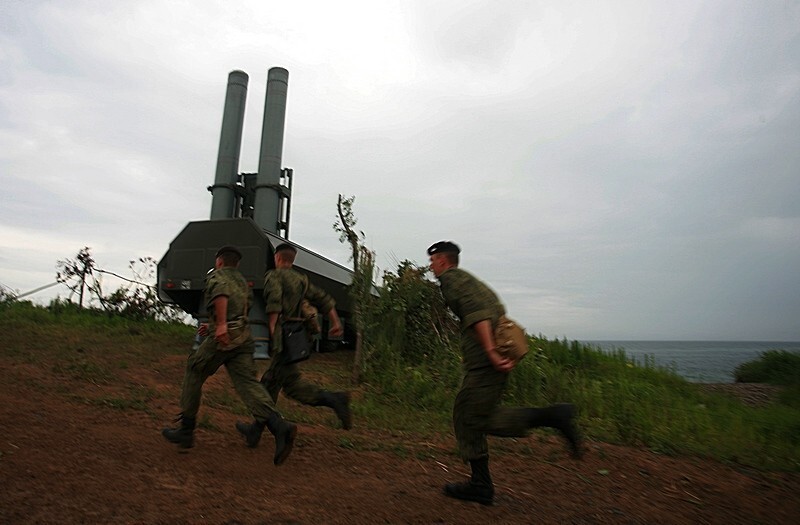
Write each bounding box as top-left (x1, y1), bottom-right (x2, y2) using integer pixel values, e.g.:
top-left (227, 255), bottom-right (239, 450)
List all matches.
top-left (1, 0), bottom-right (798, 341)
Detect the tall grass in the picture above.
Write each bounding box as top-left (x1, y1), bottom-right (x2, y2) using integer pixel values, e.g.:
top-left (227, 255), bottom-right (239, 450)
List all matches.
top-left (352, 263), bottom-right (800, 471)
top-left (2, 298), bottom-right (192, 336)
top-left (361, 331), bottom-right (800, 470)
top-left (734, 349), bottom-right (800, 385)
top-left (0, 299), bottom-right (193, 365)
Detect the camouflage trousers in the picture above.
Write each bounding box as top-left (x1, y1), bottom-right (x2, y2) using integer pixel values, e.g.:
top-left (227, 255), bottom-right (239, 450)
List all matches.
top-left (179, 337), bottom-right (280, 423)
top-left (260, 345), bottom-right (325, 406)
top-left (454, 366), bottom-right (532, 462)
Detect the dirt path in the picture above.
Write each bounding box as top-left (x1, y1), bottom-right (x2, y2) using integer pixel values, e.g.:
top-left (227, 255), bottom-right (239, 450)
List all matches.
top-left (1, 352), bottom-right (798, 524)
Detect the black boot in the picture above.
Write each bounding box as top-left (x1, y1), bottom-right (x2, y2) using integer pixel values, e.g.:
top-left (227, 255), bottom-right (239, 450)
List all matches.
top-left (443, 457), bottom-right (494, 505)
top-left (266, 413), bottom-right (297, 466)
top-left (162, 414), bottom-right (195, 449)
top-left (235, 418), bottom-right (266, 448)
top-left (527, 403), bottom-right (583, 458)
top-left (316, 391), bottom-right (352, 430)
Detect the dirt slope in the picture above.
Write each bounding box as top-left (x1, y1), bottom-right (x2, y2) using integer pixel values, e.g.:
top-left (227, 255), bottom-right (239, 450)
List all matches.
top-left (1, 349), bottom-right (798, 524)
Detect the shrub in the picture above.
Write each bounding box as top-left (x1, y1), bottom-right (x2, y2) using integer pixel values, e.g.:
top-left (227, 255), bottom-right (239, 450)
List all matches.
top-left (734, 350), bottom-right (800, 385)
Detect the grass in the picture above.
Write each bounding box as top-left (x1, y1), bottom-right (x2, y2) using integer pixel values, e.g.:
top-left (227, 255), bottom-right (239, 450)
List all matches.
top-left (358, 335), bottom-right (800, 471)
top-left (2, 300), bottom-right (798, 471)
top-left (734, 349), bottom-right (800, 385)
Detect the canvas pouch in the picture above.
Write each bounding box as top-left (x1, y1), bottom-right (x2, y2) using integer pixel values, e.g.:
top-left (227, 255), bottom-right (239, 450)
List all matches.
top-left (495, 315), bottom-right (529, 363)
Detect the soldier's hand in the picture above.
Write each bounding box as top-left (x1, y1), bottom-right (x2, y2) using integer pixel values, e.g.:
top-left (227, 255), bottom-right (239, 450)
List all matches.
top-left (488, 349), bottom-right (515, 373)
top-left (197, 323), bottom-right (209, 336)
top-left (329, 323), bottom-right (344, 338)
top-left (214, 324), bottom-right (230, 347)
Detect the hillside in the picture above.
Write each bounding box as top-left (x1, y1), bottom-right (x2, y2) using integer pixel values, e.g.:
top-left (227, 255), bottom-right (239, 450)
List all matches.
top-left (1, 316), bottom-right (799, 524)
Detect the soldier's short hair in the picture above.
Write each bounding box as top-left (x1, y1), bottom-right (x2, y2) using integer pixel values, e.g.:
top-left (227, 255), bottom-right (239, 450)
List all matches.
top-left (274, 243), bottom-right (297, 263)
top-left (215, 245), bottom-right (242, 265)
top-left (275, 243), bottom-right (297, 254)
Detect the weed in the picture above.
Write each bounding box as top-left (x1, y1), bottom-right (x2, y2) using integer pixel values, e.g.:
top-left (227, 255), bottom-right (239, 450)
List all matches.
top-left (338, 437), bottom-right (356, 450)
top-left (197, 414), bottom-right (219, 431)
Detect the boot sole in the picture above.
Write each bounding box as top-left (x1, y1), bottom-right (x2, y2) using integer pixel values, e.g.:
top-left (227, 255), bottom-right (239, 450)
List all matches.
top-left (162, 429), bottom-right (194, 449)
top-left (443, 485), bottom-right (494, 506)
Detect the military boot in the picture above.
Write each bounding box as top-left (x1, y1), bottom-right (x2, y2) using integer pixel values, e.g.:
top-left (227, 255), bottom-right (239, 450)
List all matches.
top-left (162, 414), bottom-right (195, 449)
top-left (266, 413), bottom-right (297, 466)
top-left (527, 403), bottom-right (583, 458)
top-left (235, 418), bottom-right (266, 448)
top-left (443, 457), bottom-right (494, 506)
top-left (316, 391), bottom-right (352, 430)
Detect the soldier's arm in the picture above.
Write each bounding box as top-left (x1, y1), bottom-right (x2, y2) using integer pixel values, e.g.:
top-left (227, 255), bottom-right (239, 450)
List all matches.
top-left (440, 272), bottom-right (494, 332)
top-left (262, 271), bottom-right (283, 314)
top-left (305, 281), bottom-right (341, 336)
top-left (213, 295), bottom-right (230, 347)
top-left (263, 272), bottom-right (283, 345)
top-left (305, 281), bottom-right (336, 314)
top-left (471, 319), bottom-right (513, 373)
top-left (268, 312), bottom-right (279, 339)
top-left (327, 309), bottom-right (343, 338)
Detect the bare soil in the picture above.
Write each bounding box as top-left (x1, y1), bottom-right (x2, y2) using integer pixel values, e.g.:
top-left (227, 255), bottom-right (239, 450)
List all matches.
top-left (1, 349), bottom-right (798, 524)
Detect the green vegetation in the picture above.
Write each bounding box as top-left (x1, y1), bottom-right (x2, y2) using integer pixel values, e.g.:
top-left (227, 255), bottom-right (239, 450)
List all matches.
top-left (348, 261), bottom-right (800, 471)
top-left (2, 289), bottom-right (798, 472)
top-left (734, 349), bottom-right (800, 410)
top-left (1, 297), bottom-right (191, 340)
top-left (0, 298), bottom-right (193, 415)
top-left (734, 349), bottom-right (800, 385)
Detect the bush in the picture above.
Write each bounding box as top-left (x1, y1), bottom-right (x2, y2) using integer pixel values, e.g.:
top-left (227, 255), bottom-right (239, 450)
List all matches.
top-left (734, 350), bottom-right (800, 385)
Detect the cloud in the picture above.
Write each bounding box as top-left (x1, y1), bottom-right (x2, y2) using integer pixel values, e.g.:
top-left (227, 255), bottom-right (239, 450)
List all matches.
top-left (0, 0), bottom-right (798, 341)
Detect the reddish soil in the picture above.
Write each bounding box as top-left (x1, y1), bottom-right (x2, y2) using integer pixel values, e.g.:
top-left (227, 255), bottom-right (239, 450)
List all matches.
top-left (1, 351), bottom-right (798, 524)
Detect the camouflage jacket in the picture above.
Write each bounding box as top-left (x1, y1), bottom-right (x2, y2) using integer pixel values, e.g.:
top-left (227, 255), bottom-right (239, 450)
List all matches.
top-left (263, 268), bottom-right (336, 318)
top-left (438, 267), bottom-right (506, 371)
top-left (263, 267), bottom-right (336, 354)
top-left (204, 267), bottom-right (253, 333)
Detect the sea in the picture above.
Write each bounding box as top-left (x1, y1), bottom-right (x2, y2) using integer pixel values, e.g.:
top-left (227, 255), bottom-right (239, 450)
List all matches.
top-left (582, 340), bottom-right (800, 383)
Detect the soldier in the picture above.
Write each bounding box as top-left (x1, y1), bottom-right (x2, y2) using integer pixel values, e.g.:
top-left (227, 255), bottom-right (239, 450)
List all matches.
top-left (427, 240), bottom-right (582, 506)
top-left (162, 245), bottom-right (297, 466)
top-left (254, 243), bottom-right (352, 430)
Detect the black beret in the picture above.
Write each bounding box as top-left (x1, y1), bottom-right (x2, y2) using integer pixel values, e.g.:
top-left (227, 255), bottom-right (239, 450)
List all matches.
top-left (274, 243), bottom-right (297, 254)
top-left (427, 241), bottom-right (460, 255)
top-left (215, 245), bottom-right (242, 259)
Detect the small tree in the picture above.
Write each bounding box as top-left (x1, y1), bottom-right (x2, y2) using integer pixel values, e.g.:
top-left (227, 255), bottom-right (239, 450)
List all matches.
top-left (334, 194), bottom-right (376, 382)
top-left (0, 284), bottom-right (17, 305)
top-left (373, 260), bottom-right (459, 367)
top-left (55, 249), bottom-right (185, 322)
top-left (56, 247), bottom-right (96, 309)
top-left (102, 257), bottom-right (186, 322)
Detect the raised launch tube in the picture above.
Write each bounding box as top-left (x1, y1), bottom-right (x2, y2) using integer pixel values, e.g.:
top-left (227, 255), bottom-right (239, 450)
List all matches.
top-left (209, 70), bottom-right (249, 220)
top-left (252, 67), bottom-right (289, 233)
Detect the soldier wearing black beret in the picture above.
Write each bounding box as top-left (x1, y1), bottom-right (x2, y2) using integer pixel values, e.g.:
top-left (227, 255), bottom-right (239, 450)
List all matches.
top-left (426, 240), bottom-right (461, 256)
top-left (428, 240), bottom-right (582, 506)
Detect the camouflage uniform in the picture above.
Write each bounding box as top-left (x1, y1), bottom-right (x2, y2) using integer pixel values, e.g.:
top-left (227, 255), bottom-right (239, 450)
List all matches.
top-left (438, 267), bottom-right (534, 462)
top-left (431, 240), bottom-right (580, 505)
top-left (261, 267), bottom-right (336, 405)
top-left (178, 267), bottom-right (280, 423)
